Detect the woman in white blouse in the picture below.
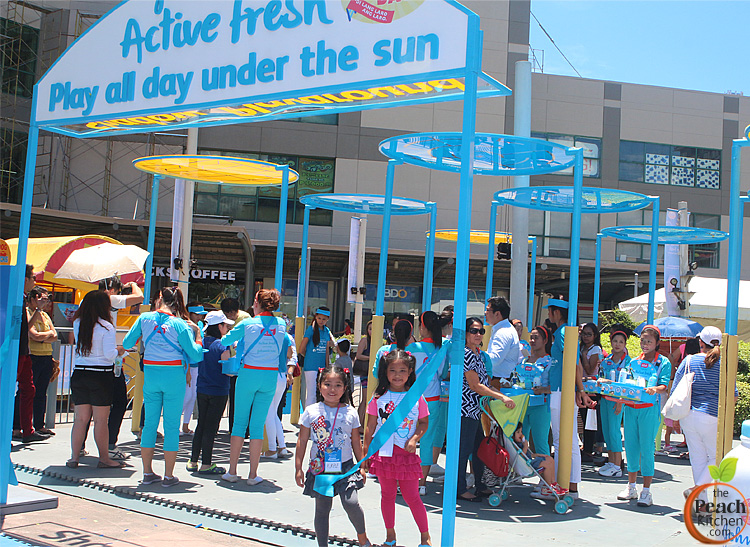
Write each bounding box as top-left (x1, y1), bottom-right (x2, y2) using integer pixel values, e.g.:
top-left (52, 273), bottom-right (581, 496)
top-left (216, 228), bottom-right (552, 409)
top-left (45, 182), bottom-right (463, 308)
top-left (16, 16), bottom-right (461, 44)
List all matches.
top-left (67, 291), bottom-right (125, 469)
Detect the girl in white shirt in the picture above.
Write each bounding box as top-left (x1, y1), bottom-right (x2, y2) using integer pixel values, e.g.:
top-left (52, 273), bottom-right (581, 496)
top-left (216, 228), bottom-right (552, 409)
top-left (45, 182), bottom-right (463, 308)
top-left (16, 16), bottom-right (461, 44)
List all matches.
top-left (295, 364), bottom-right (370, 547)
top-left (67, 291), bottom-right (125, 469)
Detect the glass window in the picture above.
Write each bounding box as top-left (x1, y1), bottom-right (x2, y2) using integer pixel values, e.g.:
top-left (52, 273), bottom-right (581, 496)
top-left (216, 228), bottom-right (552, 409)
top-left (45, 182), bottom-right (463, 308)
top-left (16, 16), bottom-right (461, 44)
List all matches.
top-left (532, 133), bottom-right (601, 178)
top-left (529, 209), bottom-right (599, 259)
top-left (1, 18), bottom-right (39, 99)
top-left (614, 210), bottom-right (666, 264)
top-left (689, 213), bottom-right (720, 269)
top-left (193, 149), bottom-right (335, 226)
top-left (619, 140), bottom-right (720, 189)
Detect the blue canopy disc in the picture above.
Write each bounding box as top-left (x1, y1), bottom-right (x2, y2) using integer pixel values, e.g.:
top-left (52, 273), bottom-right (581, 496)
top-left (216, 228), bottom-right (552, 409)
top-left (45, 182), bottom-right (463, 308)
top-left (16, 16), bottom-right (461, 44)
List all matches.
top-left (378, 133), bottom-right (576, 175)
top-left (300, 193), bottom-right (432, 216)
top-left (494, 186), bottom-right (652, 214)
top-left (600, 225), bottom-right (729, 245)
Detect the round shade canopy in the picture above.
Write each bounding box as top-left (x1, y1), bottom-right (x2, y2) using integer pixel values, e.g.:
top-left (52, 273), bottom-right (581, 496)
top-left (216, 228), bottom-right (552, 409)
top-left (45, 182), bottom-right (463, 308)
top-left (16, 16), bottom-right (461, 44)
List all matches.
top-left (432, 229), bottom-right (534, 245)
top-left (300, 193), bottom-right (432, 216)
top-left (494, 186), bottom-right (652, 214)
top-left (132, 155), bottom-right (299, 186)
top-left (634, 316), bottom-right (703, 338)
top-left (378, 133), bottom-right (576, 176)
top-left (600, 225), bottom-right (729, 245)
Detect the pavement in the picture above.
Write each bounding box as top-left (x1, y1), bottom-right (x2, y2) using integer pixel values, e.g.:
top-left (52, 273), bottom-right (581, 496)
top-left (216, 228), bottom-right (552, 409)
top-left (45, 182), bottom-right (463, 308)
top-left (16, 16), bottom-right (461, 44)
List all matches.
top-left (3, 416), bottom-right (707, 546)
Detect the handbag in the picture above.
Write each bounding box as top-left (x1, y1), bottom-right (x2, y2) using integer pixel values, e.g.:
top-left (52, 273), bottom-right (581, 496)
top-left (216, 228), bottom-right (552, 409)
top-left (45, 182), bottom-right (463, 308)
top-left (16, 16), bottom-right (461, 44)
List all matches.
top-left (477, 427), bottom-right (510, 478)
top-left (662, 356), bottom-right (694, 421)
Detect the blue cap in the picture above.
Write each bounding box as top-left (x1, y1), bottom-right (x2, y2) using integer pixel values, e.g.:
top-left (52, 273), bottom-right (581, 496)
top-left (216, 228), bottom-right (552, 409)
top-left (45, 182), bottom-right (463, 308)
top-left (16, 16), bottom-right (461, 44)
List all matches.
top-left (742, 420), bottom-right (750, 440)
top-left (188, 306), bottom-right (208, 315)
top-left (544, 298), bottom-right (569, 309)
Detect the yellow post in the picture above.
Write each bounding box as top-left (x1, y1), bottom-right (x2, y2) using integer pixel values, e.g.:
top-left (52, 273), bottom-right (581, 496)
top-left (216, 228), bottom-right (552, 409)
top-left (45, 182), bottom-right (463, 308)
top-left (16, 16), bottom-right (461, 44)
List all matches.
top-left (365, 315), bottom-right (385, 429)
top-left (482, 325), bottom-right (492, 353)
top-left (718, 333), bottom-right (739, 461)
top-left (290, 316), bottom-right (305, 424)
top-left (130, 303), bottom-right (149, 434)
top-left (557, 326), bottom-right (579, 489)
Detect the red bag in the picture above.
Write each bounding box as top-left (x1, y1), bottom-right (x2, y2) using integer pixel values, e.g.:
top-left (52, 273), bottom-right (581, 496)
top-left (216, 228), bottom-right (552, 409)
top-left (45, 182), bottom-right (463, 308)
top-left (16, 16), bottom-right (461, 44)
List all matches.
top-left (478, 433), bottom-right (510, 478)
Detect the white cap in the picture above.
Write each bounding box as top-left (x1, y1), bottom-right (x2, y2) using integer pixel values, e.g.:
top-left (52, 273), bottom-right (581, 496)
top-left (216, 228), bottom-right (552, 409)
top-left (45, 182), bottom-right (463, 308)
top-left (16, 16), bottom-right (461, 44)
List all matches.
top-left (698, 326), bottom-right (722, 347)
top-left (204, 311), bottom-right (235, 328)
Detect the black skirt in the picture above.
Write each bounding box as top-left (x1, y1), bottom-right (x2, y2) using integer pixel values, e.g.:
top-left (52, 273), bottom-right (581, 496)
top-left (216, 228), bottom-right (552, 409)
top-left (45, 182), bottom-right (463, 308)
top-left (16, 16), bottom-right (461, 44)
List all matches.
top-left (302, 459), bottom-right (365, 498)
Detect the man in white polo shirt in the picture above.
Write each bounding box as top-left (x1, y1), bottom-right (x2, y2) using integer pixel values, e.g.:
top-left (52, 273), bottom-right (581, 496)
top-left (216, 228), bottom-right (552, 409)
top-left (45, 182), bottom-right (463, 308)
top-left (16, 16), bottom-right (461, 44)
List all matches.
top-left (485, 296), bottom-right (519, 385)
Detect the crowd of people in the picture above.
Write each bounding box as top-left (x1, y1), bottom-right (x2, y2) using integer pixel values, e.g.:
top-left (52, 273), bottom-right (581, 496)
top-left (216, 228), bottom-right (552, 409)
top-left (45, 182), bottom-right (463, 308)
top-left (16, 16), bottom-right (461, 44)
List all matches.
top-left (11, 270), bottom-right (733, 546)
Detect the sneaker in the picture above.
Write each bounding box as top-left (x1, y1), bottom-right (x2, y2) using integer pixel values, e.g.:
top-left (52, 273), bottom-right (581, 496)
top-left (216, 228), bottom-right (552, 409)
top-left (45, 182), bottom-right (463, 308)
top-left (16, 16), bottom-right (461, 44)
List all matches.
top-left (221, 472), bottom-right (240, 483)
top-left (567, 491), bottom-right (579, 501)
top-left (431, 474), bottom-right (445, 484)
top-left (598, 462), bottom-right (623, 478)
top-left (418, 485), bottom-right (426, 496)
top-left (277, 449), bottom-right (294, 459)
top-left (617, 485), bottom-right (638, 500)
top-left (530, 487), bottom-right (557, 501)
top-left (142, 472), bottom-right (162, 485)
top-left (429, 464), bottom-right (445, 477)
top-left (109, 449), bottom-right (129, 461)
top-left (654, 449), bottom-right (668, 456)
top-left (551, 483), bottom-right (569, 496)
top-left (663, 444), bottom-right (679, 454)
top-left (261, 451), bottom-right (278, 459)
top-left (684, 487), bottom-right (694, 500)
top-left (246, 476), bottom-right (264, 486)
top-left (162, 476), bottom-right (179, 487)
top-left (637, 490), bottom-right (653, 507)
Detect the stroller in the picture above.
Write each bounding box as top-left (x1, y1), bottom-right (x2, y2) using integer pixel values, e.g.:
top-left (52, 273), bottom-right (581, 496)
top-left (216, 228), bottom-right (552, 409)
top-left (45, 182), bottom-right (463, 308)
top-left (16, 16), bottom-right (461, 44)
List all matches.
top-left (480, 397), bottom-right (575, 514)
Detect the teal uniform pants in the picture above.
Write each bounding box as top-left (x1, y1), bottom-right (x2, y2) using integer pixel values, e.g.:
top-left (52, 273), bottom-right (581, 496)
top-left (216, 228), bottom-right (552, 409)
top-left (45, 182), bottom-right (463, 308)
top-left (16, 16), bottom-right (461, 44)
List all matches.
top-left (431, 400), bottom-right (448, 451)
top-left (142, 365), bottom-right (186, 452)
top-left (232, 367), bottom-right (277, 439)
top-left (623, 404), bottom-right (661, 476)
top-left (600, 398), bottom-right (623, 453)
top-left (420, 399), bottom-right (441, 466)
top-left (522, 399), bottom-right (551, 456)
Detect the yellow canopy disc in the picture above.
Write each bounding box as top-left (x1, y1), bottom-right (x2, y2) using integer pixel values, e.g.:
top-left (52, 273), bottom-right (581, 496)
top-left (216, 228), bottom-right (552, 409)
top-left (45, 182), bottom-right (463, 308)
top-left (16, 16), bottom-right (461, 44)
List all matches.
top-left (132, 155), bottom-right (299, 186)
top-left (433, 230), bottom-right (533, 245)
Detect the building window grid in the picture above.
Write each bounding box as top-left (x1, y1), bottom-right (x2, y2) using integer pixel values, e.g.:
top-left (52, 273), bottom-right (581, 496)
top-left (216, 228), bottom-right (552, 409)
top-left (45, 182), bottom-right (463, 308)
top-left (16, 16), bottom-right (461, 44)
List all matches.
top-left (529, 209), bottom-right (600, 260)
top-left (531, 132), bottom-right (602, 178)
top-left (194, 149), bottom-right (335, 226)
top-left (619, 140), bottom-right (721, 189)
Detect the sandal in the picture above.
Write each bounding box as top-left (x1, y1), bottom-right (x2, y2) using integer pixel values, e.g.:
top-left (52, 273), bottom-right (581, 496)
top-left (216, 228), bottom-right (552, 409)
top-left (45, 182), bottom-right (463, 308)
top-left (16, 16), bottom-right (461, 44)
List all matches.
top-left (109, 449), bottom-right (129, 461)
top-left (97, 460), bottom-right (125, 469)
top-left (186, 462), bottom-right (199, 472)
top-left (197, 464), bottom-right (226, 475)
top-left (65, 459), bottom-right (79, 469)
top-left (679, 452), bottom-right (690, 460)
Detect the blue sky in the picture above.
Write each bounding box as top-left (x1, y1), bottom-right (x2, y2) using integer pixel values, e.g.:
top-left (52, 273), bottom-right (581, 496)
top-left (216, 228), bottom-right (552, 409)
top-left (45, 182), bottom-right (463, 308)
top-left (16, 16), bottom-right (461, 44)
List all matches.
top-left (528, 1), bottom-right (749, 95)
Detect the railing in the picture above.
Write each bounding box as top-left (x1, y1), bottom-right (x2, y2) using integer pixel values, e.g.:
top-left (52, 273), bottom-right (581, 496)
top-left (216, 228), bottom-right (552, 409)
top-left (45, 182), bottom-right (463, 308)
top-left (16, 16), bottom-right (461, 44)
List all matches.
top-left (48, 327), bottom-right (137, 425)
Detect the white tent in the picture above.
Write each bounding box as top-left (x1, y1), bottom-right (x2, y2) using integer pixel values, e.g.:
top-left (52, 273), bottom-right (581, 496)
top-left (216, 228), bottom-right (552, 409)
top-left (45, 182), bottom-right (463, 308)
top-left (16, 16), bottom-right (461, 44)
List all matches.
top-left (618, 276), bottom-right (750, 341)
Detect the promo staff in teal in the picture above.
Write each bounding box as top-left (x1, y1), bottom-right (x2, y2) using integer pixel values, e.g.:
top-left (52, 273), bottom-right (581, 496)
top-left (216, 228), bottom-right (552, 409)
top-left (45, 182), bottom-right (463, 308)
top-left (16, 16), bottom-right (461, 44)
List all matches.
top-left (220, 289), bottom-right (290, 486)
top-left (300, 307), bottom-right (333, 407)
top-left (122, 286), bottom-right (204, 487)
top-left (596, 324), bottom-right (632, 479)
top-left (616, 325), bottom-right (671, 508)
top-left (405, 311), bottom-right (450, 494)
top-left (515, 325), bottom-right (553, 457)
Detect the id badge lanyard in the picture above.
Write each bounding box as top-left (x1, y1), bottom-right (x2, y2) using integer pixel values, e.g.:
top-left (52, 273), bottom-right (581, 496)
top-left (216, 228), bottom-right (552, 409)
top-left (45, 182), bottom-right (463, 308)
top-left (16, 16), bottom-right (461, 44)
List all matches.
top-left (323, 404), bottom-right (342, 473)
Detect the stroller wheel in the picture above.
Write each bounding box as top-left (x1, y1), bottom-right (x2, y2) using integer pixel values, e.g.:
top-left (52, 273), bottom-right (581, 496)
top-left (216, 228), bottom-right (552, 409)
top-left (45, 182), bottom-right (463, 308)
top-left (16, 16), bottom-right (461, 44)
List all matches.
top-left (488, 494), bottom-right (501, 507)
top-left (554, 500), bottom-right (568, 514)
top-left (501, 490), bottom-right (509, 501)
top-left (563, 494), bottom-right (575, 507)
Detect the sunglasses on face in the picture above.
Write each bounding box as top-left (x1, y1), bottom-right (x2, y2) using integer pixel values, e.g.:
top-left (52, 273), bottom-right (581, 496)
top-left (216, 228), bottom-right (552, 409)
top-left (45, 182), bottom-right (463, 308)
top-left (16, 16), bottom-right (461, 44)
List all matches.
top-left (468, 327), bottom-right (486, 335)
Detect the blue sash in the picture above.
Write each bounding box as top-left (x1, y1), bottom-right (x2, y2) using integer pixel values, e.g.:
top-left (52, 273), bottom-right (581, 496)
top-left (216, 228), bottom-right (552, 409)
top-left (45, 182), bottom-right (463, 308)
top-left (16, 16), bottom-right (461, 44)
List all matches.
top-left (313, 340), bottom-right (452, 496)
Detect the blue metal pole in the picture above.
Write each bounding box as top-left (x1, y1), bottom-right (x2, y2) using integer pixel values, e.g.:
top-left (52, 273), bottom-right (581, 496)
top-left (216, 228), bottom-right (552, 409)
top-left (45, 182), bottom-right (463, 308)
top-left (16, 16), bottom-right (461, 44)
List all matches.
top-left (528, 235), bottom-right (537, 329)
top-left (142, 174), bottom-right (161, 307)
top-left (297, 205), bottom-right (311, 318)
top-left (375, 159), bottom-right (398, 316)
top-left (485, 201), bottom-right (498, 301)
top-left (567, 149), bottom-right (584, 327)
top-left (1, 120), bottom-right (39, 504)
top-left (593, 234), bottom-right (603, 326)
top-left (441, 16), bottom-right (481, 547)
top-left (647, 196), bottom-right (660, 325)
top-left (274, 165), bottom-right (290, 293)
top-left (422, 203), bottom-right (437, 313)
top-left (726, 141), bottom-right (749, 335)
